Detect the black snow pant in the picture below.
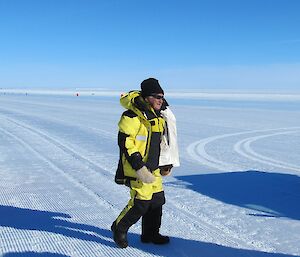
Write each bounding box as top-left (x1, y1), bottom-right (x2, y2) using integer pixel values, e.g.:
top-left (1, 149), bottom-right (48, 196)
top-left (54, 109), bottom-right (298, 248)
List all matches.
top-left (116, 191), bottom-right (165, 236)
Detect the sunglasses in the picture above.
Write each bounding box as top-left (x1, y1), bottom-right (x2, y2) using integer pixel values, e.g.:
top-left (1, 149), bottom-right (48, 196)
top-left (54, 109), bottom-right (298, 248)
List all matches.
top-left (150, 94), bottom-right (164, 100)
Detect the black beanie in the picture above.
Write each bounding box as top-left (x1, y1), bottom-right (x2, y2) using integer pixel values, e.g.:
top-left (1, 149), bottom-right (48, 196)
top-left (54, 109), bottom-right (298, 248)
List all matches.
top-left (141, 78), bottom-right (164, 98)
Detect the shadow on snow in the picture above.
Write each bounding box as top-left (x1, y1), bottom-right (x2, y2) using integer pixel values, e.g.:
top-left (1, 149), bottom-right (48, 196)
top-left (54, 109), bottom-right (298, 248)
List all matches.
top-left (3, 252), bottom-right (70, 257)
top-left (0, 205), bottom-right (298, 257)
top-left (0, 205), bottom-right (115, 247)
top-left (171, 170), bottom-right (300, 220)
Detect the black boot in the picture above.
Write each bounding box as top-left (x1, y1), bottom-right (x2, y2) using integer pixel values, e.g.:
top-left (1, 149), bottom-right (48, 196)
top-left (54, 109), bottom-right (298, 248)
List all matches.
top-left (111, 221), bottom-right (128, 248)
top-left (141, 233), bottom-right (170, 244)
top-left (141, 199), bottom-right (170, 245)
top-left (112, 198), bottom-right (150, 248)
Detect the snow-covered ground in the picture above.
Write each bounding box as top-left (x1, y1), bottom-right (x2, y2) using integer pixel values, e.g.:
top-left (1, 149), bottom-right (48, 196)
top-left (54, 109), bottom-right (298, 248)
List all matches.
top-left (0, 91), bottom-right (300, 257)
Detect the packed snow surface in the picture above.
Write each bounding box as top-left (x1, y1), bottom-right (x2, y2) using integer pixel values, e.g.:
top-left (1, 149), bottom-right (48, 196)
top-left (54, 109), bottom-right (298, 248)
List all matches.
top-left (0, 91), bottom-right (300, 257)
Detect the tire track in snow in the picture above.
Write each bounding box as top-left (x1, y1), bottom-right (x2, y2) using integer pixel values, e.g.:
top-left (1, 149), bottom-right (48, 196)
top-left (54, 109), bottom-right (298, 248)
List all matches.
top-left (4, 116), bottom-right (114, 177)
top-left (187, 127), bottom-right (300, 171)
top-left (0, 115), bottom-right (256, 252)
top-left (0, 114), bottom-right (277, 253)
top-left (165, 198), bottom-right (270, 253)
top-left (0, 124), bottom-right (115, 211)
top-left (0, 106), bottom-right (116, 144)
top-left (1, 115), bottom-right (123, 210)
top-left (184, 127), bottom-right (300, 252)
top-left (234, 130), bottom-right (300, 172)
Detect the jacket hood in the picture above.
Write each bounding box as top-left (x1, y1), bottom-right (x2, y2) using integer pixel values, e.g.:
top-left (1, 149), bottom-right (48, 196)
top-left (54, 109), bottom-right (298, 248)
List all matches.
top-left (121, 90), bottom-right (160, 119)
top-left (120, 90), bottom-right (145, 112)
top-left (120, 90), bottom-right (169, 115)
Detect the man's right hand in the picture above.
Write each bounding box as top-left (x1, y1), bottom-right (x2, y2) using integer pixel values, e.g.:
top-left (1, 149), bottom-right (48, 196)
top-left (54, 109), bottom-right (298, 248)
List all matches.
top-left (136, 166), bottom-right (156, 184)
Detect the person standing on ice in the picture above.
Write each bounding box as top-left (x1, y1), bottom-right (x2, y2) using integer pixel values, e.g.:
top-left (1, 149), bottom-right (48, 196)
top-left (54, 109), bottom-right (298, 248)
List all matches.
top-left (111, 78), bottom-right (180, 248)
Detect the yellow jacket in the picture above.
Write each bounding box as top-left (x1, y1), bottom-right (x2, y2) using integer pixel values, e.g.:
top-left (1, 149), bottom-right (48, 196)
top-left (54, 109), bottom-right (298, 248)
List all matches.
top-left (115, 91), bottom-right (165, 185)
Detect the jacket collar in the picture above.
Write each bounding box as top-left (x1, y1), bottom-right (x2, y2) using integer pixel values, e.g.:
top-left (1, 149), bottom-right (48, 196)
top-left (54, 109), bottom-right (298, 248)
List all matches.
top-left (120, 90), bottom-right (161, 120)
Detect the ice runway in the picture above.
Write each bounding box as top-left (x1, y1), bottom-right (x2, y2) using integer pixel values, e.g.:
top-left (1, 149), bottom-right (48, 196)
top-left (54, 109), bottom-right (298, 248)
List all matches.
top-left (0, 93), bottom-right (299, 256)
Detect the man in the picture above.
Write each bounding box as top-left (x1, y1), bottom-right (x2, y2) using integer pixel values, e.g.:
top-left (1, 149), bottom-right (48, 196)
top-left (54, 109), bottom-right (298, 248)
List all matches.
top-left (112, 78), bottom-right (170, 248)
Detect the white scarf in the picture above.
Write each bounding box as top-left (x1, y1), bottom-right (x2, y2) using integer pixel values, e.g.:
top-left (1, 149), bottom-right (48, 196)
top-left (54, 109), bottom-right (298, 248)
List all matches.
top-left (159, 107), bottom-right (180, 167)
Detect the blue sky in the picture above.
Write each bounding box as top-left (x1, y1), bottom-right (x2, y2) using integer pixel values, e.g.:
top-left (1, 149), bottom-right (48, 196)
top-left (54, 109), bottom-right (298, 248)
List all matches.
top-left (0, 0), bottom-right (300, 91)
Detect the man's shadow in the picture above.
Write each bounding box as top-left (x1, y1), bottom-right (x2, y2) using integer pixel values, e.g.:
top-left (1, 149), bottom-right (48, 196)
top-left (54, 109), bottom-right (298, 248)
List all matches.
top-left (169, 170), bottom-right (300, 220)
top-left (3, 252), bottom-right (70, 257)
top-left (1, 205), bottom-right (297, 257)
top-left (130, 234), bottom-right (297, 257)
top-left (0, 205), bottom-right (114, 247)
